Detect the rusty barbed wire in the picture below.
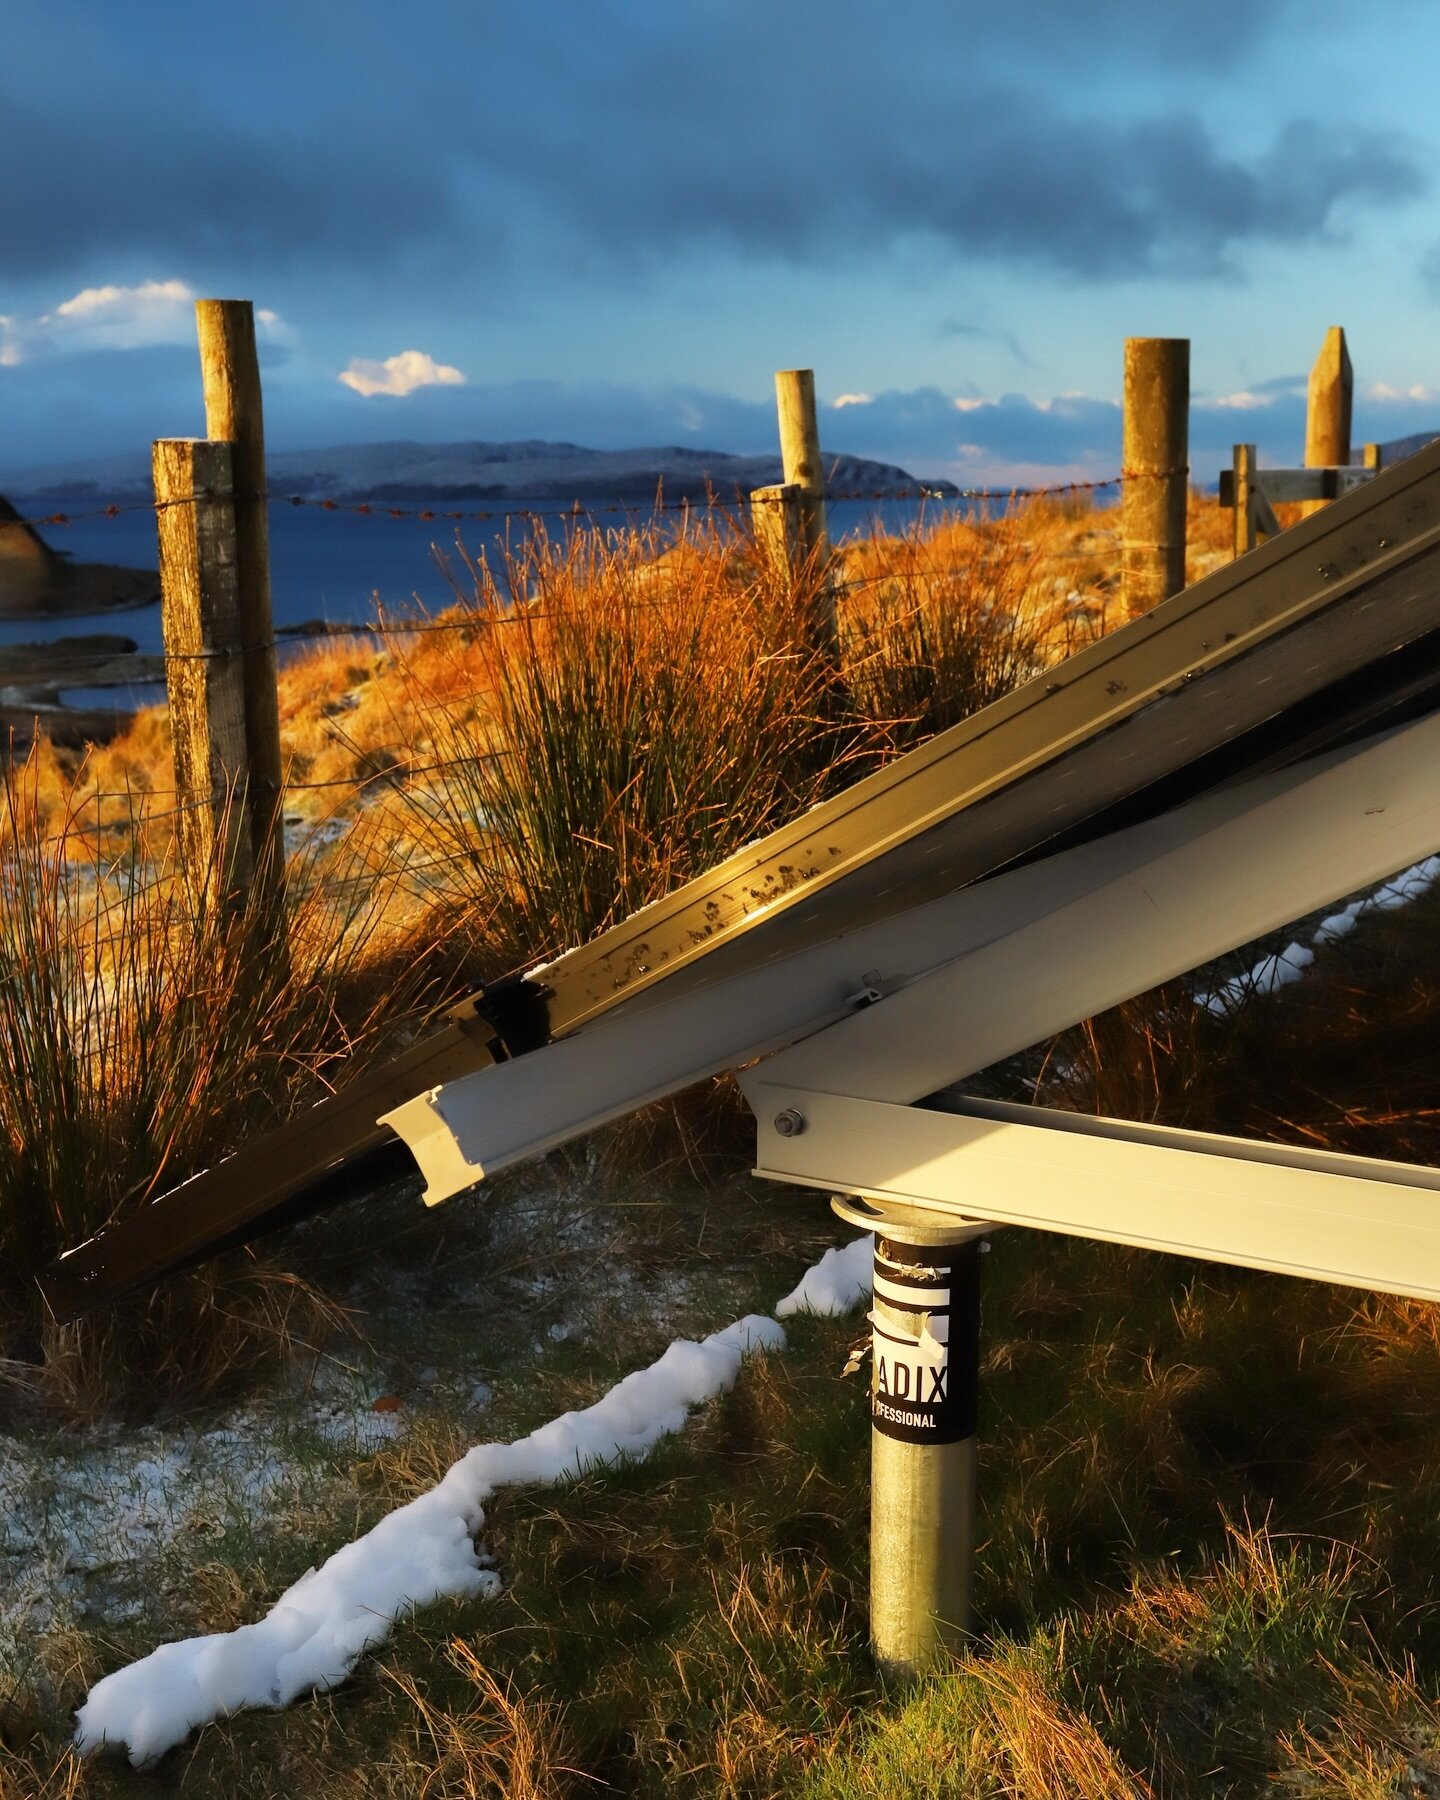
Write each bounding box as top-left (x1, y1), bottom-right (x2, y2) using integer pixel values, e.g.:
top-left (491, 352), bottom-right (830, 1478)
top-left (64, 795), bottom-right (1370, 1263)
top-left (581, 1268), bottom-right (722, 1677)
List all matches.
top-left (11, 473), bottom-right (1125, 535)
top-left (18, 548), bottom-right (1115, 673)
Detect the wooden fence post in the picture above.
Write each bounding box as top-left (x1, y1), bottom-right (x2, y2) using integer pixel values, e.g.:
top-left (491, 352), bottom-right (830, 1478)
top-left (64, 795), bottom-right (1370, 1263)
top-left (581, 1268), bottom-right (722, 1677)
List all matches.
top-left (750, 482), bottom-right (804, 577)
top-left (1232, 444), bottom-right (1257, 559)
top-left (773, 370), bottom-right (838, 661)
top-left (1121, 337), bottom-right (1189, 617)
top-left (154, 438), bottom-right (252, 907)
top-left (1301, 326), bottom-right (1353, 520)
top-left (1230, 443), bottom-right (1283, 557)
top-left (194, 299), bottom-right (285, 917)
top-left (1363, 442), bottom-right (1384, 473)
top-left (774, 369), bottom-right (831, 560)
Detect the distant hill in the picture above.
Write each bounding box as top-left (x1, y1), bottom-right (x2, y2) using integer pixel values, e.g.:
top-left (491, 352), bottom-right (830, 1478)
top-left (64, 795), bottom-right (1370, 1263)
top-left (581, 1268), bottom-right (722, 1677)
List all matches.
top-left (1, 440), bottom-right (958, 505)
top-left (1364, 430), bottom-right (1440, 466)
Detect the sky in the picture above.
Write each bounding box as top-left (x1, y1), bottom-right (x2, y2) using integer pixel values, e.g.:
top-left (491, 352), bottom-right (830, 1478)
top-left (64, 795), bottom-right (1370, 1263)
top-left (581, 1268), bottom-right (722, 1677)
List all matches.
top-left (5, 0), bottom-right (1440, 487)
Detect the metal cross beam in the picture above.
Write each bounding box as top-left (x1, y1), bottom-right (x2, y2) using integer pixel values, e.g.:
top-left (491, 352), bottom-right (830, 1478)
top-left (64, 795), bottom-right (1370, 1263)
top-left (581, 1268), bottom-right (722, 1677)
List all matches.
top-left (752, 1087), bottom-right (1440, 1303)
top-left (736, 707), bottom-right (1440, 1112)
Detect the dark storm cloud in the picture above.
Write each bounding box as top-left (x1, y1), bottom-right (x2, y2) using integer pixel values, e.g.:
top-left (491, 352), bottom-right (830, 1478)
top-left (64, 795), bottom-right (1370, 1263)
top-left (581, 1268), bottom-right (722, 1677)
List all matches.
top-left (0, 345), bottom-right (210, 468)
top-left (1420, 240), bottom-right (1440, 302)
top-left (5, 0), bottom-right (1420, 292)
top-left (481, 91), bottom-right (1419, 282)
top-left (978, 0), bottom-right (1297, 67)
top-left (0, 80), bottom-right (458, 280)
top-left (446, 0), bottom-right (1421, 282)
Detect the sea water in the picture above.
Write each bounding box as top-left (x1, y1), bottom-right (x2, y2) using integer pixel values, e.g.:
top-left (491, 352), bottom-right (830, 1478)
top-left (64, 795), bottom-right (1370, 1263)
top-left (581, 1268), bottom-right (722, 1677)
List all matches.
top-left (4, 492), bottom-right (972, 705)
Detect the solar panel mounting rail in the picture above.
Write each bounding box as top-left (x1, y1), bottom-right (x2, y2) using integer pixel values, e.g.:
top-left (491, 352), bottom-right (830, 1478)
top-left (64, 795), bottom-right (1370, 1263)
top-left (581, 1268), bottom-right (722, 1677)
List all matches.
top-left (41, 435), bottom-right (1440, 1321)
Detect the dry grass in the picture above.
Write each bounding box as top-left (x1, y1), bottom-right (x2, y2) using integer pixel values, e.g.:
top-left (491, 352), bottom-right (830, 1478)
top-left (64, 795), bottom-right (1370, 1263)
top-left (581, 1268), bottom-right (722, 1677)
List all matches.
top-left (16, 489), bottom-right (1246, 863)
top-left (835, 512), bottom-right (1079, 751)
top-left (375, 516), bottom-right (860, 966)
top-left (0, 1742), bottom-right (85, 1800)
top-left (381, 1639), bottom-right (589, 1799)
top-left (0, 754), bottom-right (440, 1414)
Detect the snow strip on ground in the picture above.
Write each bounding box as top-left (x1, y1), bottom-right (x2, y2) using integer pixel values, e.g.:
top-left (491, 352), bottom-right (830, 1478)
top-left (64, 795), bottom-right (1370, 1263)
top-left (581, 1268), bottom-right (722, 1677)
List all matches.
top-left (75, 1240), bottom-right (872, 1766)
top-left (775, 1234), bottom-right (874, 1317)
top-left (1197, 854), bottom-right (1440, 1016)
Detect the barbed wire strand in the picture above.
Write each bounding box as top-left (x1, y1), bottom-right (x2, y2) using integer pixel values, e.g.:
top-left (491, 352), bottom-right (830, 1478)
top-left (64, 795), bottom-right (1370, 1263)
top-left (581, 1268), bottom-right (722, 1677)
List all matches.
top-left (11, 473), bottom-right (1126, 535)
top-left (39, 551), bottom-right (1118, 678)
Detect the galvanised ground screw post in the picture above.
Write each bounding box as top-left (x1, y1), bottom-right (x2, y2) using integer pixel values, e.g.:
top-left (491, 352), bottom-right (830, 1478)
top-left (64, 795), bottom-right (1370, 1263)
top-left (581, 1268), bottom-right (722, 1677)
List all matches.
top-left (836, 1197), bottom-right (988, 1678)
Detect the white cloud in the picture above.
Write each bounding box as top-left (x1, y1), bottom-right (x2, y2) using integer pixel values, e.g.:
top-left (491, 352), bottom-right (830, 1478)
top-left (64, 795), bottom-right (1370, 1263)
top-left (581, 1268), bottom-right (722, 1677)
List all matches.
top-left (46, 279), bottom-right (198, 351)
top-left (0, 280), bottom-right (295, 365)
top-left (833, 392), bottom-right (871, 408)
top-left (1210, 390), bottom-right (1273, 410)
top-left (338, 350), bottom-right (466, 398)
top-left (54, 278), bottom-right (193, 321)
top-left (1369, 381), bottom-right (1437, 405)
top-left (952, 396), bottom-right (987, 413)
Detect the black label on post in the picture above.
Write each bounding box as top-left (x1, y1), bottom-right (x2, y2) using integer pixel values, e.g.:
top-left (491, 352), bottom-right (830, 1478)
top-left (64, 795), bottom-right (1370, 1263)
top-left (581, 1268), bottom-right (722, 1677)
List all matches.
top-left (870, 1237), bottom-right (980, 1446)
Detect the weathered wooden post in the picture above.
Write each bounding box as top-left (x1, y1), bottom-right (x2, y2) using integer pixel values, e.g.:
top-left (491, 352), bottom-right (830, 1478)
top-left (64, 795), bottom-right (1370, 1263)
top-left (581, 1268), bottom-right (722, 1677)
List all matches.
top-left (749, 482), bottom-right (804, 578)
top-left (153, 438), bottom-right (251, 906)
top-left (1230, 443), bottom-right (1283, 557)
top-left (1232, 443), bottom-right (1257, 558)
top-left (774, 369), bottom-right (831, 561)
top-left (1121, 337), bottom-right (1189, 617)
top-left (1302, 326), bottom-right (1353, 519)
top-left (194, 299), bottom-right (285, 916)
top-left (1363, 441), bottom-right (1384, 473)
top-left (773, 370), bottom-right (839, 662)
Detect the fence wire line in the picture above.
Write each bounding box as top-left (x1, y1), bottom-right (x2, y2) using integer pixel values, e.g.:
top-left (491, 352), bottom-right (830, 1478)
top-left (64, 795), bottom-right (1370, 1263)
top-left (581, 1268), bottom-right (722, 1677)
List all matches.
top-left (2, 534), bottom-right (1123, 850)
top-left (14, 752), bottom-right (478, 852)
top-left (11, 473), bottom-right (1126, 535)
top-left (20, 550), bottom-right (1119, 677)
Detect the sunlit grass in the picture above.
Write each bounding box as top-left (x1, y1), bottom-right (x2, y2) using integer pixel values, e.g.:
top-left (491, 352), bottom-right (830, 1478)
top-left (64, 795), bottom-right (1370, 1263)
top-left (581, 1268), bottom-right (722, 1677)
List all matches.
top-left (8, 491), bottom-right (1440, 1793)
top-left (0, 756), bottom-right (440, 1414)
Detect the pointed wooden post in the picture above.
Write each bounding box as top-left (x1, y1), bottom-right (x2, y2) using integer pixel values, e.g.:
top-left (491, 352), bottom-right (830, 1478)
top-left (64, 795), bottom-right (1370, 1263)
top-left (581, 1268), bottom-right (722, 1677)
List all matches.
top-left (194, 299), bottom-right (285, 919)
top-left (1121, 338), bottom-right (1189, 616)
top-left (1302, 326), bottom-right (1353, 519)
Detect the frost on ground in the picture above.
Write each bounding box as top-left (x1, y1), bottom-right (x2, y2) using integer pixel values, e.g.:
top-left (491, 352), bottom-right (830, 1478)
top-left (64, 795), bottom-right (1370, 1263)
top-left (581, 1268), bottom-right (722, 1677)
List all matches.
top-left (0, 1180), bottom-right (647, 1687)
top-left (0, 1360), bottom-right (403, 1652)
top-left (1197, 854), bottom-right (1440, 1016)
top-left (73, 1311), bottom-right (791, 1766)
top-left (15, 1198), bottom-right (871, 1768)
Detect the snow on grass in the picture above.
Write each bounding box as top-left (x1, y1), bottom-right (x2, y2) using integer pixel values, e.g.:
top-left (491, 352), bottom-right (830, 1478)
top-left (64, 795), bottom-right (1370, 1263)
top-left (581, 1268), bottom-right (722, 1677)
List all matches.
top-left (70, 1236), bottom-right (873, 1767)
top-left (775, 1234), bottom-right (874, 1317)
top-left (1197, 854), bottom-right (1440, 1016)
top-left (74, 1313), bottom-right (787, 1764)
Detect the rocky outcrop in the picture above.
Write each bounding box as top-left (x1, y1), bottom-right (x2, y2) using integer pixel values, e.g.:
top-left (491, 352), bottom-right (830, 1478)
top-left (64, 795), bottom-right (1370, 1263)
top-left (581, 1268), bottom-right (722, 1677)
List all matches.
top-left (0, 495), bottom-right (158, 618)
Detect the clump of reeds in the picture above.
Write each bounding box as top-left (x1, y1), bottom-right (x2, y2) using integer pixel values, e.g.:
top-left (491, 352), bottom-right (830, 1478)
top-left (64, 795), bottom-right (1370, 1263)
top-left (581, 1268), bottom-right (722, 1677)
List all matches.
top-left (0, 756), bottom-right (432, 1416)
top-left (383, 515), bottom-right (863, 969)
top-left (836, 503), bottom-right (1081, 750)
top-left (374, 503), bottom-right (1096, 974)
